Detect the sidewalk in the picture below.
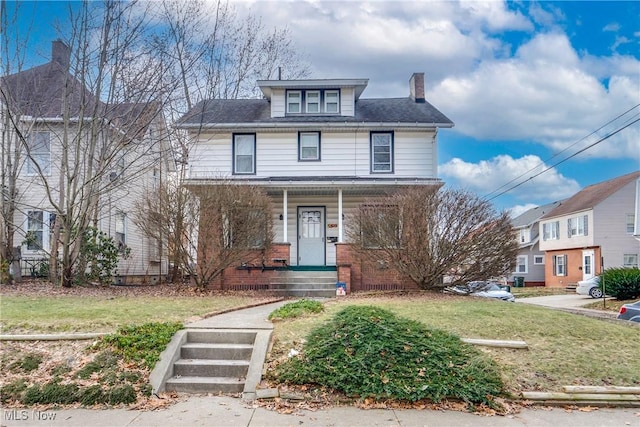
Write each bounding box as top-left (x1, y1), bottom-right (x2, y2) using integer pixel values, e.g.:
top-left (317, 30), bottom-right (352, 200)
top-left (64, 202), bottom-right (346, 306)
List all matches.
top-left (516, 294), bottom-right (620, 320)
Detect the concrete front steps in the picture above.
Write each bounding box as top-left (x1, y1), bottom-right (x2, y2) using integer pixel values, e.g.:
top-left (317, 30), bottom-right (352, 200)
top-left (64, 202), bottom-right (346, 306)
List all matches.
top-left (269, 270), bottom-right (338, 298)
top-left (152, 328), bottom-right (272, 396)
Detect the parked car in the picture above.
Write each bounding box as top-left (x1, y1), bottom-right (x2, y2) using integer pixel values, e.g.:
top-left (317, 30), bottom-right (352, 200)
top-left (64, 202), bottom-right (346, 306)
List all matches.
top-left (444, 281), bottom-right (515, 302)
top-left (617, 301), bottom-right (640, 323)
top-left (576, 276), bottom-right (603, 298)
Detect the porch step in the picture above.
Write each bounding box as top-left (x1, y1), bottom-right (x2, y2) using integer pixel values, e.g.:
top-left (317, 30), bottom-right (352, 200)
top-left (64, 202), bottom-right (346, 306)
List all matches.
top-left (268, 270), bottom-right (338, 298)
top-left (566, 283), bottom-right (577, 292)
top-left (181, 343), bottom-right (253, 360)
top-left (164, 376), bottom-right (245, 394)
top-left (173, 359), bottom-right (250, 377)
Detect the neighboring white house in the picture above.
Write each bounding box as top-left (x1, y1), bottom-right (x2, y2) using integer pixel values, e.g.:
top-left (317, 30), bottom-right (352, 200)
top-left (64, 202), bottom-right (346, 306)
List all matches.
top-left (510, 201), bottom-right (562, 287)
top-left (538, 171), bottom-right (640, 288)
top-left (0, 41), bottom-right (172, 282)
top-left (177, 73), bottom-right (454, 291)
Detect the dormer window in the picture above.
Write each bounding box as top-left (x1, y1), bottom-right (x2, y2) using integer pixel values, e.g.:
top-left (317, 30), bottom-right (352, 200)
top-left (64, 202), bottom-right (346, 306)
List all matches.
top-left (286, 89), bottom-right (340, 114)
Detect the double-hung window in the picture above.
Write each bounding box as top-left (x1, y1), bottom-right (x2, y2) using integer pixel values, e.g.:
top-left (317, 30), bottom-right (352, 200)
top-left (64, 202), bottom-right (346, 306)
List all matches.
top-left (370, 132), bottom-right (393, 173)
top-left (26, 132), bottom-right (51, 175)
top-left (299, 132), bottom-right (320, 161)
top-left (626, 214), bottom-right (635, 234)
top-left (287, 91), bottom-right (301, 113)
top-left (568, 215), bottom-right (588, 237)
top-left (233, 134), bottom-right (256, 174)
top-left (324, 90), bottom-right (339, 113)
top-left (542, 221), bottom-right (559, 241)
top-left (515, 255), bottom-right (528, 274)
top-left (623, 254), bottom-right (638, 268)
top-left (115, 211), bottom-right (126, 249)
top-left (27, 211), bottom-right (44, 250)
top-left (552, 254), bottom-right (566, 276)
top-left (305, 91), bottom-right (320, 113)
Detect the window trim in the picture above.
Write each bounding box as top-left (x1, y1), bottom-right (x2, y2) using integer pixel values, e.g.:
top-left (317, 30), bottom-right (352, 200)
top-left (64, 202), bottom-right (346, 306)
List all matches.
top-left (623, 253), bottom-right (638, 268)
top-left (25, 131), bottom-right (51, 176)
top-left (115, 211), bottom-right (126, 249)
top-left (626, 214), bottom-right (635, 234)
top-left (533, 255), bottom-right (544, 265)
top-left (370, 131), bottom-right (394, 174)
top-left (542, 221), bottom-right (559, 241)
top-left (305, 90), bottom-right (320, 114)
top-left (324, 90), bottom-right (340, 113)
top-left (552, 254), bottom-right (567, 276)
top-left (286, 90), bottom-right (302, 114)
top-left (298, 131), bottom-right (321, 162)
top-left (515, 255), bottom-right (528, 274)
top-left (568, 214), bottom-right (588, 237)
top-left (232, 133), bottom-right (257, 175)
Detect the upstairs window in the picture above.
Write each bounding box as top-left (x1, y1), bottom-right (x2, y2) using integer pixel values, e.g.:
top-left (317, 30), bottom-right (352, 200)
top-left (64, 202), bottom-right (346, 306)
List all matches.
top-left (626, 214), bottom-right (635, 234)
top-left (26, 132), bottom-right (51, 175)
top-left (568, 215), bottom-right (588, 237)
top-left (518, 228), bottom-right (529, 243)
top-left (542, 221), bottom-right (559, 241)
top-left (305, 91), bottom-right (320, 113)
top-left (286, 89), bottom-right (340, 114)
top-left (287, 91), bottom-right (301, 113)
top-left (370, 132), bottom-right (394, 173)
top-left (298, 132), bottom-right (320, 161)
top-left (324, 90), bottom-right (339, 113)
top-left (233, 134), bottom-right (256, 175)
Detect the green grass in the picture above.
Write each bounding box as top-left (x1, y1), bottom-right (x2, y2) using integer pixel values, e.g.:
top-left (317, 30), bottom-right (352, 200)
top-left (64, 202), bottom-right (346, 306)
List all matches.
top-left (268, 299), bottom-right (324, 320)
top-left (0, 295), bottom-right (261, 333)
top-left (270, 297), bottom-right (640, 394)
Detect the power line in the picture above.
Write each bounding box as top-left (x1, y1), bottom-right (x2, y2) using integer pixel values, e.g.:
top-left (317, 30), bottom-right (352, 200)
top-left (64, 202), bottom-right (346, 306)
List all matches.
top-left (483, 103), bottom-right (640, 200)
top-left (484, 114), bottom-right (640, 202)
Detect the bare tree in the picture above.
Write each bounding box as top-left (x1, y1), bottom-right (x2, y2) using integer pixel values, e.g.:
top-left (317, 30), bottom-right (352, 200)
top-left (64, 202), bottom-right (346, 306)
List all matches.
top-left (133, 181), bottom-right (273, 289)
top-left (346, 187), bottom-right (518, 290)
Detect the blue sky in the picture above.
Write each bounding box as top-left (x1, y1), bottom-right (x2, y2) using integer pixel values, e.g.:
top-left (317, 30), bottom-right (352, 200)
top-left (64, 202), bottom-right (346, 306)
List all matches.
top-left (8, 1), bottom-right (640, 215)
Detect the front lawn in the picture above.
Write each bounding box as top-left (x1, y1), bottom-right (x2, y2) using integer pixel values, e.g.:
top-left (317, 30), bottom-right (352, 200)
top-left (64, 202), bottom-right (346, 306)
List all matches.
top-left (269, 293), bottom-right (640, 395)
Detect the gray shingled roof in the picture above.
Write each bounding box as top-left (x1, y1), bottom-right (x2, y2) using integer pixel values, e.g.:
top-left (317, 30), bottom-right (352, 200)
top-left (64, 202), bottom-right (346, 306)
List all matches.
top-left (177, 97), bottom-right (453, 126)
top-left (540, 171), bottom-right (640, 219)
top-left (511, 201), bottom-right (562, 228)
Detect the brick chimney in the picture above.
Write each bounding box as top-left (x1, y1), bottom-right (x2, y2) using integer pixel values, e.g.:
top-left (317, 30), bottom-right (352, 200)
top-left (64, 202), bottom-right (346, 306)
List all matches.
top-left (52, 40), bottom-right (70, 69)
top-left (409, 72), bottom-right (425, 103)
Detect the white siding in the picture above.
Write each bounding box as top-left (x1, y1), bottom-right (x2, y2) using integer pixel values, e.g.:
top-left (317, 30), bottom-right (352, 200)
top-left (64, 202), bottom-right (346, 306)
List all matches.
top-left (271, 88), bottom-right (285, 118)
top-left (340, 87), bottom-right (355, 117)
top-left (539, 211), bottom-right (594, 251)
top-left (188, 129), bottom-right (437, 179)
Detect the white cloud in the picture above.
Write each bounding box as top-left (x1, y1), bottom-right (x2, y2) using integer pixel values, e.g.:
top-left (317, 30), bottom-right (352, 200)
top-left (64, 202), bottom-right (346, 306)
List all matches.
top-left (439, 155), bottom-right (581, 201)
top-left (508, 203), bottom-right (539, 218)
top-left (603, 22), bottom-right (621, 32)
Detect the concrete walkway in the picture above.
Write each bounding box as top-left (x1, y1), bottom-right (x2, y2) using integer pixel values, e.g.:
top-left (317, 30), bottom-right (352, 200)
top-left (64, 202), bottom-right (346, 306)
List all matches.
top-left (3, 299), bottom-right (638, 426)
top-left (516, 294), bottom-right (620, 320)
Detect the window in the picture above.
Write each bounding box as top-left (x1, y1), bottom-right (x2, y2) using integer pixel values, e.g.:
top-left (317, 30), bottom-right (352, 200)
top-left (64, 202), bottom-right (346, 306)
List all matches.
top-left (223, 208), bottom-right (268, 249)
top-left (568, 215), bottom-right (588, 237)
top-left (518, 229), bottom-right (529, 244)
top-left (542, 221), bottom-right (559, 241)
top-left (27, 211), bottom-right (44, 250)
top-left (233, 134), bottom-right (256, 174)
top-left (370, 132), bottom-right (393, 173)
top-left (626, 214), bottom-right (635, 234)
top-left (298, 132), bottom-right (320, 161)
top-left (152, 168), bottom-right (159, 189)
top-left (115, 211), bottom-right (126, 249)
top-left (552, 254), bottom-right (566, 276)
top-left (623, 254), bottom-right (638, 268)
top-left (305, 91), bottom-right (320, 113)
top-left (26, 132), bottom-right (51, 175)
top-left (324, 90), bottom-right (339, 113)
top-left (515, 255), bottom-right (528, 273)
top-left (361, 204), bottom-right (402, 248)
top-left (533, 255), bottom-right (544, 265)
top-left (287, 91), bottom-right (301, 113)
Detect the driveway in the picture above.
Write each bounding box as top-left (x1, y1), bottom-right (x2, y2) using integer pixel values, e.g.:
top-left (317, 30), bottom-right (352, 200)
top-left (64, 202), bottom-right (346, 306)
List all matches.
top-left (517, 293), bottom-right (601, 308)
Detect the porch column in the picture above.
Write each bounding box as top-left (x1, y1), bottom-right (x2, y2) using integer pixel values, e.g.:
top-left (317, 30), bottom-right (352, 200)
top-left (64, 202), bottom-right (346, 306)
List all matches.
top-left (283, 189), bottom-right (288, 242)
top-left (338, 188), bottom-right (343, 242)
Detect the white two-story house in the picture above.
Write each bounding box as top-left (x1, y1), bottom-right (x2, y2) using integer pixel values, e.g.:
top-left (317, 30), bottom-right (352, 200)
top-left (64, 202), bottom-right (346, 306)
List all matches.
top-left (538, 171), bottom-right (640, 288)
top-left (1, 40), bottom-right (172, 283)
top-left (177, 73), bottom-right (453, 291)
top-left (510, 201), bottom-right (562, 287)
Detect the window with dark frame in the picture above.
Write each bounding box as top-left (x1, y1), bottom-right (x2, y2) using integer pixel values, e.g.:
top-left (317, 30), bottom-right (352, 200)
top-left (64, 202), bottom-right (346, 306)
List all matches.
top-left (27, 211), bottom-right (44, 250)
top-left (552, 254), bottom-right (566, 276)
top-left (285, 89), bottom-right (340, 114)
top-left (298, 132), bottom-right (321, 161)
top-left (233, 134), bottom-right (256, 174)
top-left (370, 131), bottom-right (394, 173)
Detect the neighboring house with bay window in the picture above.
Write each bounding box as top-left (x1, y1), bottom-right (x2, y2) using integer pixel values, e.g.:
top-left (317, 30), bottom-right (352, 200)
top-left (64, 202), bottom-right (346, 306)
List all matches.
top-left (177, 73), bottom-right (454, 292)
top-left (510, 201), bottom-right (561, 287)
top-left (538, 171), bottom-right (640, 288)
top-left (1, 40), bottom-right (172, 282)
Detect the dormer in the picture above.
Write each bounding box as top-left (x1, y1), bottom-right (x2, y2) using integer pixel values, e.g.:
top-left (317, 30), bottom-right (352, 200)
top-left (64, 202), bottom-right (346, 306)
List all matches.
top-left (257, 78), bottom-right (369, 118)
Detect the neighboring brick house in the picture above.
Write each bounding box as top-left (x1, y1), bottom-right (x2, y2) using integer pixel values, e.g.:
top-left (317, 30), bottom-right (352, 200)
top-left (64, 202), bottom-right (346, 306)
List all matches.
top-left (177, 73), bottom-right (454, 292)
top-left (510, 201), bottom-right (562, 287)
top-left (1, 41), bottom-right (172, 282)
top-left (538, 171), bottom-right (640, 288)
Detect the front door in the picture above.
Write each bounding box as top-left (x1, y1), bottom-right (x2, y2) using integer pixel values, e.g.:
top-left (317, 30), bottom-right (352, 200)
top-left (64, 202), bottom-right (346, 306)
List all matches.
top-left (298, 207), bottom-right (325, 265)
top-left (582, 250), bottom-right (595, 281)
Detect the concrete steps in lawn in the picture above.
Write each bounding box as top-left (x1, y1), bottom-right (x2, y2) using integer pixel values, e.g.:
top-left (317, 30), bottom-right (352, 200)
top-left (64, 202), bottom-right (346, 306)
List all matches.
top-left (159, 329), bottom-right (258, 395)
top-left (269, 270), bottom-right (338, 298)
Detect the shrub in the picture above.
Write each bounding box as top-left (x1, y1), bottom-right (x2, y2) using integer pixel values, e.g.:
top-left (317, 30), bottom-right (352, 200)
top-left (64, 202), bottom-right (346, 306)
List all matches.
top-left (269, 299), bottom-right (325, 320)
top-left (76, 351), bottom-right (119, 379)
top-left (275, 305), bottom-right (503, 405)
top-left (601, 268), bottom-right (640, 300)
top-left (10, 353), bottom-right (43, 373)
top-left (0, 379), bottom-right (27, 404)
top-left (100, 322), bottom-right (183, 369)
top-left (23, 381), bottom-right (80, 405)
top-left (79, 385), bottom-right (107, 405)
top-left (107, 385), bottom-right (136, 405)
